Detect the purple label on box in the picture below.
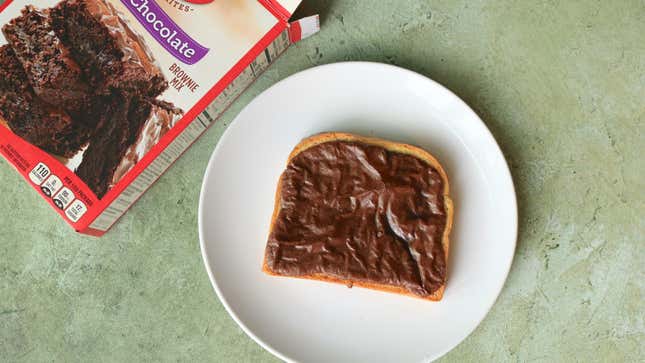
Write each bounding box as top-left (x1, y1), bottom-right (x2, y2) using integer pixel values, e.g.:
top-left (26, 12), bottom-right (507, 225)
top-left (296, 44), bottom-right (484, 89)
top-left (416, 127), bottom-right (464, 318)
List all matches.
top-left (121, 0), bottom-right (209, 65)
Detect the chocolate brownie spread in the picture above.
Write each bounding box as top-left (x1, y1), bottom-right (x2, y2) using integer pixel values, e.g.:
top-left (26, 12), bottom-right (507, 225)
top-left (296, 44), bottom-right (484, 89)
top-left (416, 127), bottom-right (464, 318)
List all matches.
top-left (0, 45), bottom-right (90, 157)
top-left (51, 0), bottom-right (167, 97)
top-left (266, 138), bottom-right (449, 298)
top-left (2, 6), bottom-right (89, 112)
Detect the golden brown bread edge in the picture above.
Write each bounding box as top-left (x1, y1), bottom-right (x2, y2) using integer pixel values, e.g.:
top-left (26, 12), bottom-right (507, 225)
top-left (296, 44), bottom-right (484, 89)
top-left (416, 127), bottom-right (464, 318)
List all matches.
top-left (262, 132), bottom-right (454, 301)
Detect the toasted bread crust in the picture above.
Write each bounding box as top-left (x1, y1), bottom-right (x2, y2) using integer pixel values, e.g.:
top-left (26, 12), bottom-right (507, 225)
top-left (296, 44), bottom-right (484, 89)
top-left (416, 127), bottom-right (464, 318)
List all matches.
top-left (264, 132), bottom-right (453, 301)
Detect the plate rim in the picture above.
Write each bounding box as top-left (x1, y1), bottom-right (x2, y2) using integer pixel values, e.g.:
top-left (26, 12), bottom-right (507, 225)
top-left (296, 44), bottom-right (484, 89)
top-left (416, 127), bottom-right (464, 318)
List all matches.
top-left (198, 61), bottom-right (518, 362)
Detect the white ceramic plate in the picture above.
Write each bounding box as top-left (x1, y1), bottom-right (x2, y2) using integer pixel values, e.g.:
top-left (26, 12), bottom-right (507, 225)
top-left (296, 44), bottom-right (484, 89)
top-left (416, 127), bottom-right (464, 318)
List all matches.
top-left (199, 62), bottom-right (517, 363)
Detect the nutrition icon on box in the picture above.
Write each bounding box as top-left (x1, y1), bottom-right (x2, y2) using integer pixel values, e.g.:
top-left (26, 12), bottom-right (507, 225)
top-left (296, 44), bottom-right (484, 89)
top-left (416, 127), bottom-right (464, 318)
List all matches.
top-left (41, 174), bottom-right (63, 197)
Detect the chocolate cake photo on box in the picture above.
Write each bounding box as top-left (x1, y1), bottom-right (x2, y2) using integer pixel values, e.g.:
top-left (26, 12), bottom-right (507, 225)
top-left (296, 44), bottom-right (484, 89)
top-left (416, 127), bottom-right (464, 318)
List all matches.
top-left (0, 44), bottom-right (91, 157)
top-left (2, 5), bottom-right (90, 113)
top-left (0, 0), bottom-right (184, 199)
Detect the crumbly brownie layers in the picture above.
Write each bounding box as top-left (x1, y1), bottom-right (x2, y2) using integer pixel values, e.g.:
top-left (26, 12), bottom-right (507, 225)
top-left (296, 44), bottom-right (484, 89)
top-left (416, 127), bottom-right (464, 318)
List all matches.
top-left (0, 45), bottom-right (90, 157)
top-left (110, 102), bottom-right (183, 187)
top-left (75, 96), bottom-right (158, 198)
top-left (51, 0), bottom-right (167, 97)
top-left (2, 6), bottom-right (89, 112)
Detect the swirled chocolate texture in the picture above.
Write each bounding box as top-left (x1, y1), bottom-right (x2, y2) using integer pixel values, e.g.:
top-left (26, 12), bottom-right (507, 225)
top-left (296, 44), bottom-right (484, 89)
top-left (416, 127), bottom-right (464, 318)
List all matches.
top-left (51, 0), bottom-right (167, 97)
top-left (265, 139), bottom-right (448, 298)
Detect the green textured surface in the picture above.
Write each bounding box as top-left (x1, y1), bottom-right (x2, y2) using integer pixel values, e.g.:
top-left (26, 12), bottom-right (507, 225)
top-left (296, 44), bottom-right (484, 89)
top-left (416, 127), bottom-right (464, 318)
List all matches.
top-left (1, 0), bottom-right (644, 362)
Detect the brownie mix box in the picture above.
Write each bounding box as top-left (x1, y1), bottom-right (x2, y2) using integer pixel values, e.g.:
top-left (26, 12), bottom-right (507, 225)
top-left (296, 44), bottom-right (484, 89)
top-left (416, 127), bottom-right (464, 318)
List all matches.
top-left (0, 0), bottom-right (319, 236)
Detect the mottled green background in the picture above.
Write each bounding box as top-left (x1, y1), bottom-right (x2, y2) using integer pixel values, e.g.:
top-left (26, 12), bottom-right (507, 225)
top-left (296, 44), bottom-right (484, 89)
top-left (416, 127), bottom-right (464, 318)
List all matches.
top-left (0, 0), bottom-right (643, 362)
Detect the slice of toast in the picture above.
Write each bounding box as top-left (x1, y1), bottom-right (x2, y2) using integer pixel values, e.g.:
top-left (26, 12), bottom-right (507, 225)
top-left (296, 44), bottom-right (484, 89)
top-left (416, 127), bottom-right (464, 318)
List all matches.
top-left (263, 132), bottom-right (454, 301)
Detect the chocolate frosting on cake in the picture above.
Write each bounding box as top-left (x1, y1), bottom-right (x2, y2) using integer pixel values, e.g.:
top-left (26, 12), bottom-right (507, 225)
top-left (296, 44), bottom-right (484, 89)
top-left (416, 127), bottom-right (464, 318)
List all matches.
top-left (110, 103), bottom-right (183, 186)
top-left (51, 0), bottom-right (167, 97)
top-left (83, 0), bottom-right (163, 83)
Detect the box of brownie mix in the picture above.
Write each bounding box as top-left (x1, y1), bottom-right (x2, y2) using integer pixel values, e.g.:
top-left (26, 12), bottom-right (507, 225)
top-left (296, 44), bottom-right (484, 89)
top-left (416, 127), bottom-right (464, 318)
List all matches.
top-left (0, 0), bottom-right (319, 236)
